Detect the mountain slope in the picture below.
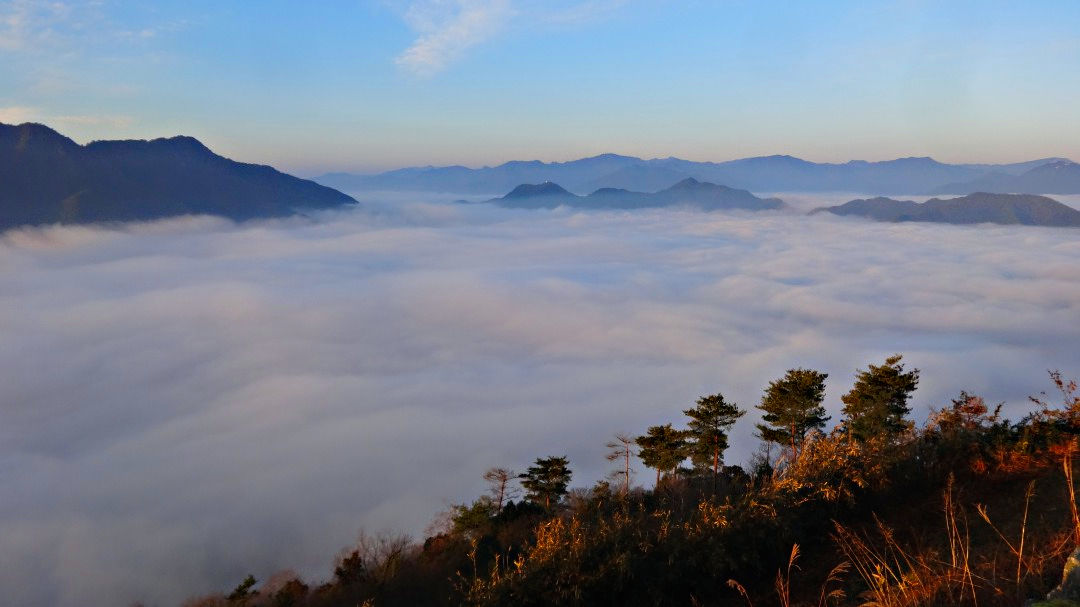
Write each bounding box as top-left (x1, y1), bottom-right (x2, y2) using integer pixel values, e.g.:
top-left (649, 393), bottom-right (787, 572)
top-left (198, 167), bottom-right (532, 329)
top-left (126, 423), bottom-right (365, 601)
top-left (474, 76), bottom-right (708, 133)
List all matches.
top-left (812, 192), bottom-right (1080, 226)
top-left (936, 160), bottom-right (1080, 194)
top-left (583, 164), bottom-right (692, 193)
top-left (0, 122), bottom-right (356, 230)
top-left (479, 178), bottom-right (785, 211)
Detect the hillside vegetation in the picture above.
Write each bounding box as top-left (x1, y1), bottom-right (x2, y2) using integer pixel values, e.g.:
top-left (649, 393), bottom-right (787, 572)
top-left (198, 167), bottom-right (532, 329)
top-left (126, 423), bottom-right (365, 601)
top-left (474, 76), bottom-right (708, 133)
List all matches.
top-left (185, 358), bottom-right (1080, 607)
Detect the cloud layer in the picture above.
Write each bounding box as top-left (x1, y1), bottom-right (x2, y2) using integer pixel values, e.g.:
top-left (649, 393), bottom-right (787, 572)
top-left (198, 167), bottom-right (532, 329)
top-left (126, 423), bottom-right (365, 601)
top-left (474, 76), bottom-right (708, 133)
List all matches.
top-left (1, 199), bottom-right (1079, 605)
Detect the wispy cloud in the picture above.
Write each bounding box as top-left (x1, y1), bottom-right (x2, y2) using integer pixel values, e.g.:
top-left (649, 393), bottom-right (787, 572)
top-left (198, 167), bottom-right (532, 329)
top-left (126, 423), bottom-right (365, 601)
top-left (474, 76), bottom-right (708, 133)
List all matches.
top-left (0, 105), bottom-right (40, 123)
top-left (0, 0), bottom-right (83, 52)
top-left (392, 0), bottom-right (629, 76)
top-left (0, 1), bottom-right (184, 56)
top-left (395, 0), bottom-right (514, 76)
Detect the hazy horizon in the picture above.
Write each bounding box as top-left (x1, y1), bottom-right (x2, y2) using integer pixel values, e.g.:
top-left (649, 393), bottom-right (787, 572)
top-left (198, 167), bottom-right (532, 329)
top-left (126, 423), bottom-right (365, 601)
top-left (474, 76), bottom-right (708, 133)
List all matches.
top-left (307, 152), bottom-right (1078, 179)
top-left (6, 118), bottom-right (1075, 178)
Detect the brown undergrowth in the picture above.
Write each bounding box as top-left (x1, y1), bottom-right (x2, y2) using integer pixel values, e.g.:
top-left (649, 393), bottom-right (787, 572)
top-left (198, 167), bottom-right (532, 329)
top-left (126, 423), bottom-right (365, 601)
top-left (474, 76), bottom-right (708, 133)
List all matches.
top-left (184, 373), bottom-right (1080, 607)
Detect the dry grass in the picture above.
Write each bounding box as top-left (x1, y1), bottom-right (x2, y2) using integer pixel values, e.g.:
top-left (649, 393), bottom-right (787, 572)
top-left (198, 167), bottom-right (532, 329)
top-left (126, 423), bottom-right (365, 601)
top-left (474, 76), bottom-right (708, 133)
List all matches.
top-left (729, 543), bottom-right (849, 607)
top-left (833, 469), bottom-right (1076, 607)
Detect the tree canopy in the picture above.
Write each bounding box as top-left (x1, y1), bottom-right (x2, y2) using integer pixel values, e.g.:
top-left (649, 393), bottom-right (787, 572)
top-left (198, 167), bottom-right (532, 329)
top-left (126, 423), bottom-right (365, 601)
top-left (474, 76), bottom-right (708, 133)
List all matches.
top-left (636, 423), bottom-right (689, 485)
top-left (755, 368), bottom-right (830, 457)
top-left (840, 354), bottom-right (920, 441)
top-left (683, 393), bottom-right (745, 478)
top-left (519, 456), bottom-right (572, 510)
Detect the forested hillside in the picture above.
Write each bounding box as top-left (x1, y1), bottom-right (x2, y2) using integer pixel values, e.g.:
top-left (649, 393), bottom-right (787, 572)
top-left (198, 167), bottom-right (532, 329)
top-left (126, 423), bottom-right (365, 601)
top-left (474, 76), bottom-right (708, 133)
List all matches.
top-left (185, 358), bottom-right (1080, 607)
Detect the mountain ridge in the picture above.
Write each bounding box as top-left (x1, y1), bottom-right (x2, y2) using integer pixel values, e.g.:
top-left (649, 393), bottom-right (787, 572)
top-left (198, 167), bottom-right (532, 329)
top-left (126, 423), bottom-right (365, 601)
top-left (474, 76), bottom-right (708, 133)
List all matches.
top-left (0, 122), bottom-right (357, 230)
top-left (317, 154), bottom-right (1074, 195)
top-left (811, 192), bottom-right (1080, 227)
top-left (473, 178), bottom-right (785, 211)
top-left (935, 160), bottom-right (1080, 194)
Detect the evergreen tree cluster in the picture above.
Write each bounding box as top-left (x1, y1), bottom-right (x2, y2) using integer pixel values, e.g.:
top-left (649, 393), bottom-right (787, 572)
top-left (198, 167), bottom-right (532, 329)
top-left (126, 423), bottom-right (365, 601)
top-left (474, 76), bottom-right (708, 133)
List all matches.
top-left (183, 358), bottom-right (1080, 607)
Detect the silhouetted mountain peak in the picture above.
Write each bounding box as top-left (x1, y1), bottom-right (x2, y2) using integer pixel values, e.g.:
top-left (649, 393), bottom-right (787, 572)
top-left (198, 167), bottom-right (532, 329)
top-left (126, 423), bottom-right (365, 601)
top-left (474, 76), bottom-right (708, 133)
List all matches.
top-left (589, 187), bottom-right (632, 196)
top-left (85, 135), bottom-right (215, 157)
top-left (815, 192), bottom-right (1080, 227)
top-left (667, 177), bottom-right (702, 189)
top-left (154, 135), bottom-right (214, 154)
top-left (935, 158), bottom-right (1080, 194)
top-left (579, 153), bottom-right (640, 162)
top-left (663, 177), bottom-right (738, 194)
top-left (1, 122), bottom-right (79, 151)
top-left (0, 122), bottom-right (355, 229)
top-left (486, 179), bottom-right (783, 211)
top-left (1028, 159), bottom-right (1080, 173)
top-left (745, 154), bottom-right (811, 165)
top-left (891, 156), bottom-right (941, 165)
top-left (503, 182), bottom-right (573, 198)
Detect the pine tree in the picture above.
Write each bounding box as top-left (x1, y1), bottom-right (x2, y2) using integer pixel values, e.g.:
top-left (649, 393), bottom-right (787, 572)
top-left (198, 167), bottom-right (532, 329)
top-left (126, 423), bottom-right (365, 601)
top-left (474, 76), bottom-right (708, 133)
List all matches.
top-left (684, 393), bottom-right (745, 484)
top-left (227, 575), bottom-right (258, 605)
top-left (841, 354), bottom-right (920, 441)
top-left (519, 456), bottom-right (572, 511)
top-left (482, 467), bottom-right (519, 509)
top-left (605, 434), bottom-right (636, 498)
top-left (755, 368), bottom-right (830, 458)
top-left (635, 424), bottom-right (689, 486)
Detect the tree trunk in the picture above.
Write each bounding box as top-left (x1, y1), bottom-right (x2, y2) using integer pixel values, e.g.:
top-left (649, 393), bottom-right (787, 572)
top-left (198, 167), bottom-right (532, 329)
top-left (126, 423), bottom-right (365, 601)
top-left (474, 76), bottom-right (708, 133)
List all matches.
top-left (712, 436), bottom-right (719, 493)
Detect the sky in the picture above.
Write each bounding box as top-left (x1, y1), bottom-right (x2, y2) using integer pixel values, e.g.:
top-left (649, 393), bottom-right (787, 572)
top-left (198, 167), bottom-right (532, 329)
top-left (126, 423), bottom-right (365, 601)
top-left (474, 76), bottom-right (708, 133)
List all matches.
top-left (3, 196), bottom-right (1080, 605)
top-left (2, 0), bottom-right (1080, 174)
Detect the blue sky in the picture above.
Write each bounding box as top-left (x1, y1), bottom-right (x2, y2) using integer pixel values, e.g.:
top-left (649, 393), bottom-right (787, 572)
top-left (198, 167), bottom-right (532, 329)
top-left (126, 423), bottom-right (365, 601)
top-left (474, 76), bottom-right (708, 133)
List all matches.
top-left (1, 0), bottom-right (1079, 174)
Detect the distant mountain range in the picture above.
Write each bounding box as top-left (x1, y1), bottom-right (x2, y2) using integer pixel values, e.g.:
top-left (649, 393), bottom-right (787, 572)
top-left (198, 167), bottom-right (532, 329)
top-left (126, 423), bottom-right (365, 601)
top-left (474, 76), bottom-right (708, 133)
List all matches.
top-left (812, 193), bottom-right (1080, 227)
top-left (473, 178), bottom-right (784, 211)
top-left (484, 181), bottom-right (1080, 227)
top-left (934, 160), bottom-right (1080, 194)
top-left (0, 122), bottom-right (356, 230)
top-left (5, 123), bottom-right (1077, 231)
top-left (317, 154), bottom-right (1077, 196)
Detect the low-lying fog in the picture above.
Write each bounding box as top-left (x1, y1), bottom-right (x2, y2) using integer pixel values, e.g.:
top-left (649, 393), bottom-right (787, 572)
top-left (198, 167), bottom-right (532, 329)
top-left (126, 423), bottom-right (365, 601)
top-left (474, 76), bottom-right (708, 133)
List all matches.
top-left (2, 194), bottom-right (1079, 605)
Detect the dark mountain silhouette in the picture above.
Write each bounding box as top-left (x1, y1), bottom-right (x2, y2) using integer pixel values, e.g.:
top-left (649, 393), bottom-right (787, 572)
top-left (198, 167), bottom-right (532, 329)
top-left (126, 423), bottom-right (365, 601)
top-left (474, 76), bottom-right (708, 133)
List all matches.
top-left (503, 182), bottom-right (576, 200)
top-left (476, 178), bottom-right (785, 211)
top-left (935, 160), bottom-right (1080, 194)
top-left (316, 154), bottom-right (1070, 195)
top-left (0, 122), bottom-right (356, 230)
top-left (581, 164), bottom-right (693, 193)
top-left (812, 192), bottom-right (1080, 227)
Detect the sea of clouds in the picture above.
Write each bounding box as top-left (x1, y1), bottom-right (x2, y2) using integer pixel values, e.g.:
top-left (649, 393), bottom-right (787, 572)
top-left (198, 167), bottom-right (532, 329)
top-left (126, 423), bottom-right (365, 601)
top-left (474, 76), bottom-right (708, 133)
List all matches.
top-left (2, 195), bottom-right (1079, 605)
